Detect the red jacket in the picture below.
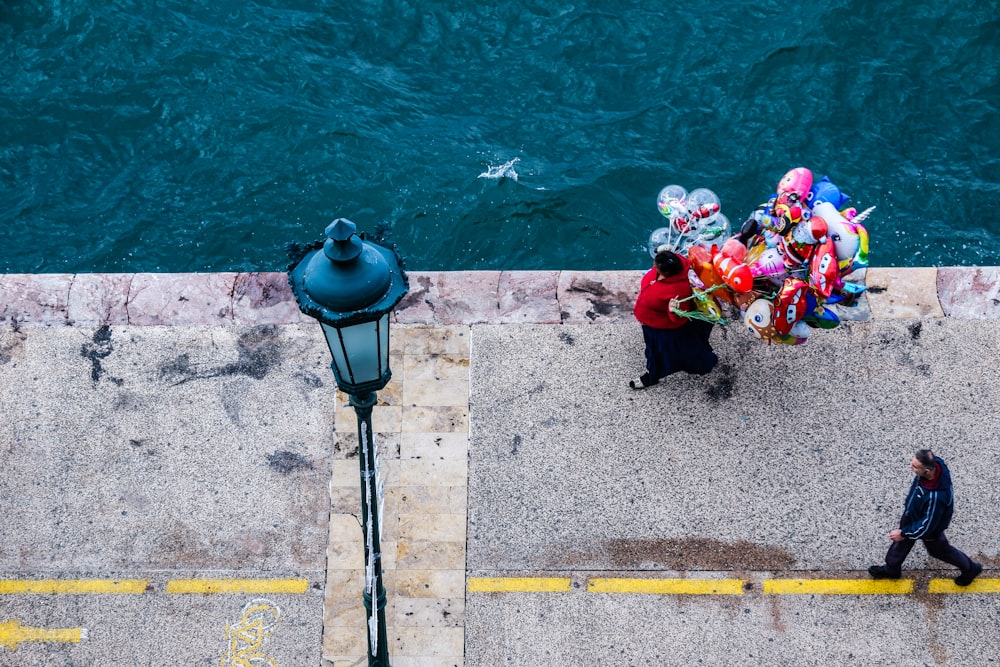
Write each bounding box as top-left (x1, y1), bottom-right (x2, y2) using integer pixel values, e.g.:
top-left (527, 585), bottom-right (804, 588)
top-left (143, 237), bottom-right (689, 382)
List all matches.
top-left (633, 259), bottom-right (693, 329)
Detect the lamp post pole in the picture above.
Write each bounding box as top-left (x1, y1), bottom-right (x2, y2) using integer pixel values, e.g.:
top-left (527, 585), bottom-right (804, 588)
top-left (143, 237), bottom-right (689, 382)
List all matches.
top-left (286, 218), bottom-right (407, 667)
top-left (351, 391), bottom-right (391, 667)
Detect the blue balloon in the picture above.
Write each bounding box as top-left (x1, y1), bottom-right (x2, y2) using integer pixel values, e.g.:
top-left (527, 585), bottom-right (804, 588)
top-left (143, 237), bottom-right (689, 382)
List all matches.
top-left (808, 175), bottom-right (851, 209)
top-left (804, 293), bottom-right (842, 329)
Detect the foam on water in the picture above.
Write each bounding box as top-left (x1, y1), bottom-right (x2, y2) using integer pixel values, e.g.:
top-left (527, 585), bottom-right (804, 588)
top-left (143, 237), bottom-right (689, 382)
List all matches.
top-left (478, 158), bottom-right (520, 182)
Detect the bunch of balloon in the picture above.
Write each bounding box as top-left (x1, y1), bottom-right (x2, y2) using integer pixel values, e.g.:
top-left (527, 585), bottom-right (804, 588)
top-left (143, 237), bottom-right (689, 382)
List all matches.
top-left (647, 184), bottom-right (736, 325)
top-left (644, 168), bottom-right (872, 344)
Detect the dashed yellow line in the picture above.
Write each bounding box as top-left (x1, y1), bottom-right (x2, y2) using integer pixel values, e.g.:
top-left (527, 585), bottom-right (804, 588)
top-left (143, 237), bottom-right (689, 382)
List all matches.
top-left (165, 578), bottom-right (309, 594)
top-left (0, 578), bottom-right (310, 595)
top-left (467, 577), bottom-right (572, 593)
top-left (588, 578), bottom-right (745, 595)
top-left (928, 578), bottom-right (1000, 594)
top-left (0, 580), bottom-right (148, 595)
top-left (763, 579), bottom-right (913, 595)
top-left (0, 619), bottom-right (86, 650)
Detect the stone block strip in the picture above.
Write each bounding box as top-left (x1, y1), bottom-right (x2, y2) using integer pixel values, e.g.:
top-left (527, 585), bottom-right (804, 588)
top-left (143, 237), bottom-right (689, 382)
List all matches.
top-left (1, 267), bottom-right (997, 327)
top-left (324, 326), bottom-right (469, 666)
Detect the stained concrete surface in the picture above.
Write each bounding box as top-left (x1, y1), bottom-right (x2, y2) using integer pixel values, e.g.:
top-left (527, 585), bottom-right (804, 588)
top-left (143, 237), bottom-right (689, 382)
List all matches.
top-left (467, 320), bottom-right (1000, 575)
top-left (465, 319), bottom-right (1000, 666)
top-left (0, 323), bottom-right (331, 665)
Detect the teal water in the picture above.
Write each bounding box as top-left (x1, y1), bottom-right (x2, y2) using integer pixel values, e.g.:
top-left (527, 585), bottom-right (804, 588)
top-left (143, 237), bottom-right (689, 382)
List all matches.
top-left (2, 1), bottom-right (998, 273)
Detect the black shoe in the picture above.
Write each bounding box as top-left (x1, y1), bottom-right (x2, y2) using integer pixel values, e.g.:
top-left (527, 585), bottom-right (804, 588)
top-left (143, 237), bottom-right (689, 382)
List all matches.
top-left (628, 373), bottom-right (658, 390)
top-left (868, 565), bottom-right (900, 580)
top-left (954, 562), bottom-right (983, 586)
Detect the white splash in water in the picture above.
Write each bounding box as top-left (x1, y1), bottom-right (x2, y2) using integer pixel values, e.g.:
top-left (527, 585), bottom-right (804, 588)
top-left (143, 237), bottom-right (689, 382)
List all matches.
top-left (478, 157), bottom-right (519, 181)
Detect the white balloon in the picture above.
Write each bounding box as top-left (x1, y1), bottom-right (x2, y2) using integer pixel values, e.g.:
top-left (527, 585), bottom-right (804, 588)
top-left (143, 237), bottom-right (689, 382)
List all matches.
top-left (657, 185), bottom-right (688, 220)
top-left (686, 187), bottom-right (721, 223)
top-left (648, 227), bottom-right (673, 257)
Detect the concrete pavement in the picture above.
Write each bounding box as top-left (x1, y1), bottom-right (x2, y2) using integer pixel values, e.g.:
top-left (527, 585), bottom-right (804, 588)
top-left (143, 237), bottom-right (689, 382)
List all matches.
top-left (0, 267), bottom-right (998, 666)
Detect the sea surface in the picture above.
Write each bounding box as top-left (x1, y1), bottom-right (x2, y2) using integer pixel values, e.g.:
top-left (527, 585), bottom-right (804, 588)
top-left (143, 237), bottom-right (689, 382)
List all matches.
top-left (2, 0), bottom-right (998, 273)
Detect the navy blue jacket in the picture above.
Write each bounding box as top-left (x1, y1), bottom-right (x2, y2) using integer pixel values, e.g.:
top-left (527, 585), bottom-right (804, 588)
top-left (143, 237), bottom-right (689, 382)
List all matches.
top-left (900, 456), bottom-right (954, 539)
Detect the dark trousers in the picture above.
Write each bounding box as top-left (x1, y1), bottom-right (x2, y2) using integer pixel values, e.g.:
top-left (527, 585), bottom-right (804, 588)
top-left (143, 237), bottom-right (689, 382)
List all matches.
top-left (884, 531), bottom-right (975, 576)
top-left (643, 320), bottom-right (717, 382)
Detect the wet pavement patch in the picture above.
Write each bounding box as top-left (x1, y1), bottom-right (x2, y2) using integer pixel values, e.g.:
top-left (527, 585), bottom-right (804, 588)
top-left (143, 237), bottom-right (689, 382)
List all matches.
top-left (159, 326), bottom-right (283, 385)
top-left (266, 450), bottom-right (313, 473)
top-left (703, 363), bottom-right (735, 401)
top-left (594, 536), bottom-right (796, 571)
top-left (81, 325), bottom-right (123, 385)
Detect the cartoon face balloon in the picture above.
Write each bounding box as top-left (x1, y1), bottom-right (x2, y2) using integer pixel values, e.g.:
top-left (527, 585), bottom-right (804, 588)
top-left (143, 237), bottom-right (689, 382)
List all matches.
top-left (809, 237), bottom-right (838, 298)
top-left (813, 201), bottom-right (860, 268)
top-left (808, 175), bottom-right (851, 209)
top-left (748, 246), bottom-right (788, 278)
top-left (773, 278), bottom-right (809, 335)
top-left (777, 167), bottom-right (813, 199)
top-left (743, 298), bottom-right (776, 340)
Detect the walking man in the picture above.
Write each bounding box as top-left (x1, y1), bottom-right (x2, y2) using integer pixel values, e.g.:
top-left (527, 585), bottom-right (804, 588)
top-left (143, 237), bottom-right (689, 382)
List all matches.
top-left (869, 449), bottom-right (983, 585)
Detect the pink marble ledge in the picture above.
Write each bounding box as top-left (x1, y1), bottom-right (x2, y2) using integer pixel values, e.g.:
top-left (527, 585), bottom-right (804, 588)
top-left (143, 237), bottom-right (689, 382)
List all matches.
top-left (0, 273), bottom-right (75, 326)
top-left (5, 267), bottom-right (996, 326)
top-left (937, 267), bottom-right (1000, 319)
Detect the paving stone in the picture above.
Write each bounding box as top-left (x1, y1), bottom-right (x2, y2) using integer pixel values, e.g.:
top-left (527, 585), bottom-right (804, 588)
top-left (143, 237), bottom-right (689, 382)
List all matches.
top-left (557, 270), bottom-right (638, 323)
top-left (233, 271), bottom-right (308, 325)
top-left (937, 266), bottom-right (1000, 318)
top-left (0, 273), bottom-right (73, 325)
top-left (67, 272), bottom-right (132, 324)
top-left (864, 267), bottom-right (944, 318)
top-left (396, 272), bottom-right (502, 324)
top-left (127, 272), bottom-right (237, 324)
top-left (400, 432), bottom-right (469, 460)
top-left (322, 324), bottom-right (471, 666)
top-left (392, 626), bottom-right (465, 658)
top-left (498, 271), bottom-right (561, 323)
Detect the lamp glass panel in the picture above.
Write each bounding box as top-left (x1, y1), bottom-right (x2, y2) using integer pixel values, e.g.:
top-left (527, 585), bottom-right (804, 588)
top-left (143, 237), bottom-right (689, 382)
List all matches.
top-left (320, 322), bottom-right (350, 382)
top-left (321, 318), bottom-right (384, 386)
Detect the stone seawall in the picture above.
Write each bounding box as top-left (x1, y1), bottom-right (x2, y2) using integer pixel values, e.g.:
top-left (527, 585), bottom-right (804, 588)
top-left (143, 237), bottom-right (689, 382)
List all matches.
top-left (1, 267), bottom-right (999, 326)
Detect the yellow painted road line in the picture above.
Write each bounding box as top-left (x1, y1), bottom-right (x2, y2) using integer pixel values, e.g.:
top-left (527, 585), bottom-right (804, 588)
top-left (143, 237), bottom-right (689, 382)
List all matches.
top-left (0, 619), bottom-right (86, 651)
top-left (763, 579), bottom-right (913, 595)
top-left (588, 578), bottom-right (746, 595)
top-left (467, 577), bottom-right (572, 593)
top-left (0, 580), bottom-right (147, 595)
top-left (929, 578), bottom-right (1000, 594)
top-left (165, 578), bottom-right (309, 594)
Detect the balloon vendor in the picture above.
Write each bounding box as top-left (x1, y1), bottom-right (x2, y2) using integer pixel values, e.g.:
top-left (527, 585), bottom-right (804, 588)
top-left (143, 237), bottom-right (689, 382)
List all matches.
top-left (630, 249), bottom-right (719, 390)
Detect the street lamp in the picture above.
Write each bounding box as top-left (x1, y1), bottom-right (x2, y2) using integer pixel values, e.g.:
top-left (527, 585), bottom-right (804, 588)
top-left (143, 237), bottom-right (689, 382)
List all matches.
top-left (287, 218), bottom-right (408, 667)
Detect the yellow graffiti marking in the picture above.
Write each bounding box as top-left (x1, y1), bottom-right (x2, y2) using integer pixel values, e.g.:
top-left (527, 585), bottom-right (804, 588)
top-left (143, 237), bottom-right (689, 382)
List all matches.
top-left (0, 619), bottom-right (85, 651)
top-left (0, 579), bottom-right (147, 595)
top-left (167, 578), bottom-right (308, 594)
top-left (221, 600), bottom-right (281, 667)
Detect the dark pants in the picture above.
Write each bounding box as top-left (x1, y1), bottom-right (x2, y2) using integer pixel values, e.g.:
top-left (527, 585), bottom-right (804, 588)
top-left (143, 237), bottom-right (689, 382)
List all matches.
top-left (884, 530), bottom-right (975, 576)
top-left (642, 320), bottom-right (717, 382)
